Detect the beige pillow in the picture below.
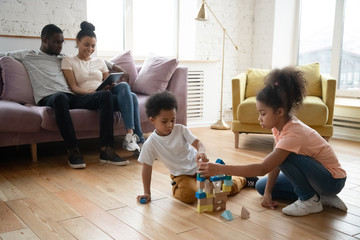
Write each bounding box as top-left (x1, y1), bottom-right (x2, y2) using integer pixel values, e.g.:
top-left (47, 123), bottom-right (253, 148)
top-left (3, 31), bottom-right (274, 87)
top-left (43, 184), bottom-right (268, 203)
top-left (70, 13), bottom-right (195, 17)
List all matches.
top-left (296, 62), bottom-right (321, 97)
top-left (245, 68), bottom-right (270, 98)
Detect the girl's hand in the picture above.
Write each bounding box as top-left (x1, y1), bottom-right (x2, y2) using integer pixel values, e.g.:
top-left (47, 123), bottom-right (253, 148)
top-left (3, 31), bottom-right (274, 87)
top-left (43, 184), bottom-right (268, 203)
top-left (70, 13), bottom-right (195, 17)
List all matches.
top-left (261, 193), bottom-right (278, 209)
top-left (197, 162), bottom-right (220, 177)
top-left (136, 193), bottom-right (151, 204)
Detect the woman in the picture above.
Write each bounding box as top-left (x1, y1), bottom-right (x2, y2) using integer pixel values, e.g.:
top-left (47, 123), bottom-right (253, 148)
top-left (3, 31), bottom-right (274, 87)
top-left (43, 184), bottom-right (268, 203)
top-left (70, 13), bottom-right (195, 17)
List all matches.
top-left (61, 21), bottom-right (144, 152)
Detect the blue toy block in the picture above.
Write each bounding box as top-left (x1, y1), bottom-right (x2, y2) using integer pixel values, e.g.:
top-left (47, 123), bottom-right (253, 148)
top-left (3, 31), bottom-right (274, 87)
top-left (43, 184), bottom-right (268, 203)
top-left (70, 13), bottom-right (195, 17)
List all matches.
top-left (210, 175), bottom-right (226, 182)
top-left (215, 159), bottom-right (226, 165)
top-left (221, 210), bottom-right (233, 221)
top-left (197, 173), bottom-right (206, 182)
top-left (225, 175), bottom-right (232, 180)
top-left (223, 179), bottom-right (233, 186)
top-left (140, 198), bottom-right (146, 204)
top-left (196, 191), bottom-right (206, 199)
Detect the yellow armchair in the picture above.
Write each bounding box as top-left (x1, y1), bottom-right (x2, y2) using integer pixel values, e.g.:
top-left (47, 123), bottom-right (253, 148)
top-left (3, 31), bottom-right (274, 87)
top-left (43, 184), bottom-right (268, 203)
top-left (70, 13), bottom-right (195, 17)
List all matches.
top-left (231, 63), bottom-right (336, 148)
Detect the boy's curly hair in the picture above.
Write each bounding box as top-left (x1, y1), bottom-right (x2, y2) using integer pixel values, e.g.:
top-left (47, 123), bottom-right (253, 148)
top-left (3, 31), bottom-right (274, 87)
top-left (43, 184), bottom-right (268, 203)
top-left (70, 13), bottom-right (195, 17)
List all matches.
top-left (146, 91), bottom-right (178, 118)
top-left (256, 66), bottom-right (307, 115)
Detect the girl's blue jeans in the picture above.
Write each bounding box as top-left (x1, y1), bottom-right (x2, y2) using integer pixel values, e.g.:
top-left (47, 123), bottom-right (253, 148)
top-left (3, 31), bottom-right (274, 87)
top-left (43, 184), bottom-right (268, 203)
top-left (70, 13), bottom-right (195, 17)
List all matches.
top-left (255, 153), bottom-right (346, 201)
top-left (111, 82), bottom-right (144, 143)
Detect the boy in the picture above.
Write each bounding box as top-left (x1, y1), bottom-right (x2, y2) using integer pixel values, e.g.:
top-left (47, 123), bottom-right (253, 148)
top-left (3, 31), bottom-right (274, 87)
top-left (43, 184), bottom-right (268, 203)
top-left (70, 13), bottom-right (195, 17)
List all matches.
top-left (136, 91), bottom-right (256, 204)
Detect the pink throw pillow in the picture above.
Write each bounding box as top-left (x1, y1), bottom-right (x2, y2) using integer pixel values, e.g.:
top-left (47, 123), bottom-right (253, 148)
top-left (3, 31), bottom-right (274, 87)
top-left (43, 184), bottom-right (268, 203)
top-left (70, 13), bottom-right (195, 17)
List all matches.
top-left (0, 57), bottom-right (35, 105)
top-left (131, 54), bottom-right (179, 95)
top-left (109, 50), bottom-right (138, 87)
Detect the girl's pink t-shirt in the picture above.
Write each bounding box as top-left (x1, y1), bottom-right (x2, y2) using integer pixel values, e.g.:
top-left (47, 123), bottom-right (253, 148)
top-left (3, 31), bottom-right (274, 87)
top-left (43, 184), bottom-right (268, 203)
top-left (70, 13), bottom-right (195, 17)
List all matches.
top-left (272, 116), bottom-right (346, 178)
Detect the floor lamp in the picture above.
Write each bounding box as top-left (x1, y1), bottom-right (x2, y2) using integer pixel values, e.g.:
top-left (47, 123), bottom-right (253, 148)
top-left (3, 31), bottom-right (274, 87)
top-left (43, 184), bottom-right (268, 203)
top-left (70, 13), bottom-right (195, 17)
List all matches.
top-left (195, 0), bottom-right (238, 130)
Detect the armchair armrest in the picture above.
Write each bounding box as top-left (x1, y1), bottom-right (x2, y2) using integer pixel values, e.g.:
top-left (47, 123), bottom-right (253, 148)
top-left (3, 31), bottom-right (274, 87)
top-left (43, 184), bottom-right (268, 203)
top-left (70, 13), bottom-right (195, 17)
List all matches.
top-left (232, 72), bottom-right (246, 121)
top-left (320, 74), bottom-right (336, 125)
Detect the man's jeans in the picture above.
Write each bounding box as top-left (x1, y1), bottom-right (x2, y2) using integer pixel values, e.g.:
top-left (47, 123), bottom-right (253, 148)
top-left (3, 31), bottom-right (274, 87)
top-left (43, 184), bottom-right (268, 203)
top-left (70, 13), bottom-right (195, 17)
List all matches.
top-left (39, 91), bottom-right (114, 150)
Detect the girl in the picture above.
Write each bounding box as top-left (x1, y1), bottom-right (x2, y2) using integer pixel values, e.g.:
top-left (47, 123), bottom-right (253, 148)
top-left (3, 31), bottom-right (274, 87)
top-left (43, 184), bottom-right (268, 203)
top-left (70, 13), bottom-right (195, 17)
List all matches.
top-left (198, 67), bottom-right (347, 216)
top-left (61, 21), bottom-right (144, 152)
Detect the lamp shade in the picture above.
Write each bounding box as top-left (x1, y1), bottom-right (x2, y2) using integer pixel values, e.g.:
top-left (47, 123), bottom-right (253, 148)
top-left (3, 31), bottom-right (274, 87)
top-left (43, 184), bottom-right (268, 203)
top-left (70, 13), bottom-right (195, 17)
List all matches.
top-left (195, 1), bottom-right (207, 21)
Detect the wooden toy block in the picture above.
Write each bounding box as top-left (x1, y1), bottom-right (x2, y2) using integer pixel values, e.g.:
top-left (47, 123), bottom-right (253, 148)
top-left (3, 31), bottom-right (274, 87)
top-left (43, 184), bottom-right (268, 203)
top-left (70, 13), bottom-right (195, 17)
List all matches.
top-left (207, 197), bottom-right (213, 205)
top-left (241, 207), bottom-right (250, 219)
top-left (214, 195), bottom-right (227, 204)
top-left (197, 204), bottom-right (213, 213)
top-left (197, 180), bottom-right (205, 188)
top-left (215, 192), bottom-right (228, 197)
top-left (215, 159), bottom-right (225, 165)
top-left (206, 193), bottom-right (214, 198)
top-left (197, 173), bottom-right (205, 182)
top-left (198, 198), bottom-right (208, 205)
top-left (223, 179), bottom-right (233, 186)
top-left (221, 210), bottom-right (233, 221)
top-left (205, 180), bottom-right (214, 193)
top-left (213, 202), bottom-right (226, 211)
top-left (195, 191), bottom-right (206, 199)
top-left (222, 184), bottom-right (232, 192)
top-left (210, 175), bottom-right (226, 182)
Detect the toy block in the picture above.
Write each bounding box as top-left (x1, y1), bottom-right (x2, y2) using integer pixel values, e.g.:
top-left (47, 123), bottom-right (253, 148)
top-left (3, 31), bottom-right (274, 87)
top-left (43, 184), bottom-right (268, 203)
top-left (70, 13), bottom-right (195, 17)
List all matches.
top-left (215, 159), bottom-right (225, 165)
top-left (195, 191), bottom-right (206, 199)
top-left (197, 180), bottom-right (205, 188)
top-left (140, 198), bottom-right (146, 204)
top-left (197, 204), bottom-right (213, 213)
top-left (205, 180), bottom-right (214, 193)
top-left (225, 175), bottom-right (232, 180)
top-left (241, 207), bottom-right (250, 219)
top-left (213, 181), bottom-right (222, 193)
top-left (223, 179), bottom-right (233, 186)
top-left (214, 195), bottom-right (227, 204)
top-left (221, 210), bottom-right (233, 221)
top-left (213, 202), bottom-right (226, 211)
top-left (206, 193), bottom-right (214, 198)
top-left (210, 175), bottom-right (226, 182)
top-left (198, 198), bottom-right (208, 205)
top-left (215, 192), bottom-right (228, 197)
top-left (207, 197), bottom-right (213, 205)
top-left (198, 188), bottom-right (204, 193)
top-left (197, 173), bottom-right (205, 182)
top-left (222, 184), bottom-right (232, 192)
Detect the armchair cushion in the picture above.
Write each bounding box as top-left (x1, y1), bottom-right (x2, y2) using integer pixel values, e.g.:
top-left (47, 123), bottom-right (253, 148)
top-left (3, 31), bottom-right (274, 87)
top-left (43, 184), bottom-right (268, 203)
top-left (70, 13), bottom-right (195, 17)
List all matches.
top-left (297, 63), bottom-right (321, 97)
top-left (296, 96), bottom-right (328, 126)
top-left (245, 68), bottom-right (270, 98)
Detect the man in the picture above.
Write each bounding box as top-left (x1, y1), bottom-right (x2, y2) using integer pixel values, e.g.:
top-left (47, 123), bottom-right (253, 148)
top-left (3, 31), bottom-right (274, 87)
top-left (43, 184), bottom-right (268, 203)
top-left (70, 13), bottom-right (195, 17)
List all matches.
top-left (0, 24), bottom-right (128, 169)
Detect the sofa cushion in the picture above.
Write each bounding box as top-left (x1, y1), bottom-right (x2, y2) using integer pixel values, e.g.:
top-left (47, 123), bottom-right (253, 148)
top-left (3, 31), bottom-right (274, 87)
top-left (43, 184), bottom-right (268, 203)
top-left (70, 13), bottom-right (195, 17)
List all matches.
top-left (0, 100), bottom-right (41, 132)
top-left (131, 54), bottom-right (178, 95)
top-left (0, 57), bottom-right (35, 105)
top-left (109, 50), bottom-right (138, 87)
top-left (295, 96), bottom-right (328, 126)
top-left (30, 106), bottom-right (123, 131)
top-left (296, 62), bottom-right (321, 97)
top-left (245, 68), bottom-right (270, 98)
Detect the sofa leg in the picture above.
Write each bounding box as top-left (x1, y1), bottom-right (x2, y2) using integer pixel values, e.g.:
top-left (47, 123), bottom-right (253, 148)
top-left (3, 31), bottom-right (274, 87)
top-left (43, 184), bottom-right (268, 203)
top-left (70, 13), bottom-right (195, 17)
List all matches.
top-left (324, 137), bottom-right (330, 142)
top-left (31, 143), bottom-right (38, 162)
top-left (234, 132), bottom-right (239, 148)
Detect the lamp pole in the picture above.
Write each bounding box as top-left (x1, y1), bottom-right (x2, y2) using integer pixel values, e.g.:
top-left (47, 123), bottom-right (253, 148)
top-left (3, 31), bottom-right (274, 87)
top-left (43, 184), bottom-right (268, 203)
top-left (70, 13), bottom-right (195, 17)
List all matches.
top-left (196, 0), bottom-right (238, 130)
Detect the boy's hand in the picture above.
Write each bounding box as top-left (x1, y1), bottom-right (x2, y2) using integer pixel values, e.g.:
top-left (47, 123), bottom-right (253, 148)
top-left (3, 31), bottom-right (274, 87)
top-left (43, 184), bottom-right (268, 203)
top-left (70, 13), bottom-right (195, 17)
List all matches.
top-left (261, 193), bottom-right (278, 210)
top-left (136, 193), bottom-right (151, 204)
top-left (196, 153), bottom-right (209, 163)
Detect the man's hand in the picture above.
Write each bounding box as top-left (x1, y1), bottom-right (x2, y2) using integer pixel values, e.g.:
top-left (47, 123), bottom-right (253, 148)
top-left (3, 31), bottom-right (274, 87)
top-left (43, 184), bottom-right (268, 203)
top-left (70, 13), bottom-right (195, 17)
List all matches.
top-left (136, 193), bottom-right (151, 204)
top-left (261, 193), bottom-right (278, 210)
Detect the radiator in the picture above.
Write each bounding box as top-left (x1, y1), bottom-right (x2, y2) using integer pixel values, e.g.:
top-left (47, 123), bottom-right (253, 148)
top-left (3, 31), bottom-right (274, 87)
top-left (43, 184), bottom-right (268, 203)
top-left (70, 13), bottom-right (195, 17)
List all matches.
top-left (187, 70), bottom-right (204, 120)
top-left (333, 116), bottom-right (360, 141)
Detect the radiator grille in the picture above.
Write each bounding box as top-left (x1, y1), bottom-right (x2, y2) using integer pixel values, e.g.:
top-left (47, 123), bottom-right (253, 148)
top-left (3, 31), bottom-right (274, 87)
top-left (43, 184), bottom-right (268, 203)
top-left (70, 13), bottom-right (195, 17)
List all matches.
top-left (333, 117), bottom-right (360, 130)
top-left (187, 70), bottom-right (204, 119)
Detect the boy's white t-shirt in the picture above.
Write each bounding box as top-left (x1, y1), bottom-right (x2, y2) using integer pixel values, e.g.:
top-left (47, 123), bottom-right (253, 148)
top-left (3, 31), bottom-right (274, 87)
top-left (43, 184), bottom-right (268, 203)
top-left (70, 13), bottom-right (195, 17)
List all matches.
top-left (61, 55), bottom-right (108, 91)
top-left (138, 124), bottom-right (198, 176)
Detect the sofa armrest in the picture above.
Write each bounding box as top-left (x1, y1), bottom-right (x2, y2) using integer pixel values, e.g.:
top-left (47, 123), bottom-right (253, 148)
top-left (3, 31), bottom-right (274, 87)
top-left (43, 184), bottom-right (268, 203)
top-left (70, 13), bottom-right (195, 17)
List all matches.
top-left (232, 72), bottom-right (246, 121)
top-left (321, 73), bottom-right (336, 125)
top-left (167, 66), bottom-right (188, 126)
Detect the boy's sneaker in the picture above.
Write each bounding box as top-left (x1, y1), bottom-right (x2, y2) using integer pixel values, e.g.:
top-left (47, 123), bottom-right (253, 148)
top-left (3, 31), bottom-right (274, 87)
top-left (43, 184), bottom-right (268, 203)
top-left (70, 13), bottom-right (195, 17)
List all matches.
top-left (100, 147), bottom-right (129, 166)
top-left (320, 195), bottom-right (348, 212)
top-left (245, 176), bottom-right (259, 188)
top-left (123, 133), bottom-right (140, 152)
top-left (68, 148), bottom-right (86, 169)
top-left (282, 194), bottom-right (323, 216)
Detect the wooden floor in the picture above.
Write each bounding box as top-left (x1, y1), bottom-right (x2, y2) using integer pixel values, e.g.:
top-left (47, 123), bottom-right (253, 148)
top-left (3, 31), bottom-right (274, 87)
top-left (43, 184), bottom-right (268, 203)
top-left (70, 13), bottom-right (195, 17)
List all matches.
top-left (0, 127), bottom-right (359, 240)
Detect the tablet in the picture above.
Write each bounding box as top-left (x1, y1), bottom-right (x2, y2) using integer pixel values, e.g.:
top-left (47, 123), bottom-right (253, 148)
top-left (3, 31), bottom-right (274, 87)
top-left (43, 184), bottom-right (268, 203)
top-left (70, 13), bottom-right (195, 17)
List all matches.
top-left (96, 72), bottom-right (124, 91)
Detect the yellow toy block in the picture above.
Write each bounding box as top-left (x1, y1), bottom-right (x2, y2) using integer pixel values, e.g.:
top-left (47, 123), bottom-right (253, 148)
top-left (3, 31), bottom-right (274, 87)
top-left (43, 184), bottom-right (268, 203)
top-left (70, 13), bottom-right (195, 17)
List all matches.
top-left (197, 204), bottom-right (213, 213)
top-left (222, 184), bottom-right (232, 192)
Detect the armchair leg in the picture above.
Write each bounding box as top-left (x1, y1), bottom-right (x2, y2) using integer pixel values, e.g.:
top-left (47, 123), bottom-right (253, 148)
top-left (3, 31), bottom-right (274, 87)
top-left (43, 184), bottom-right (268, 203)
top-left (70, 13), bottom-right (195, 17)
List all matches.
top-left (234, 132), bottom-right (239, 148)
top-left (31, 143), bottom-right (38, 162)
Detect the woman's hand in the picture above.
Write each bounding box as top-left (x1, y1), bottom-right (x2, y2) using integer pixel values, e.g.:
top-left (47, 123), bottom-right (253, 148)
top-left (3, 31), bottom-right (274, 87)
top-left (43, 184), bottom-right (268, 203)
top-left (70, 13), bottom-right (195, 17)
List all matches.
top-left (197, 162), bottom-right (221, 177)
top-left (136, 193), bottom-right (151, 204)
top-left (261, 193), bottom-right (278, 209)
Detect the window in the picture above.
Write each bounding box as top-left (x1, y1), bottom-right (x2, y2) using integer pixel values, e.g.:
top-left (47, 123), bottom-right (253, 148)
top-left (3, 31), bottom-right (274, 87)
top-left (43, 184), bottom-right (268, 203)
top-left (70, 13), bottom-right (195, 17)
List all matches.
top-left (87, 0), bottom-right (197, 59)
top-left (298, 0), bottom-right (360, 97)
